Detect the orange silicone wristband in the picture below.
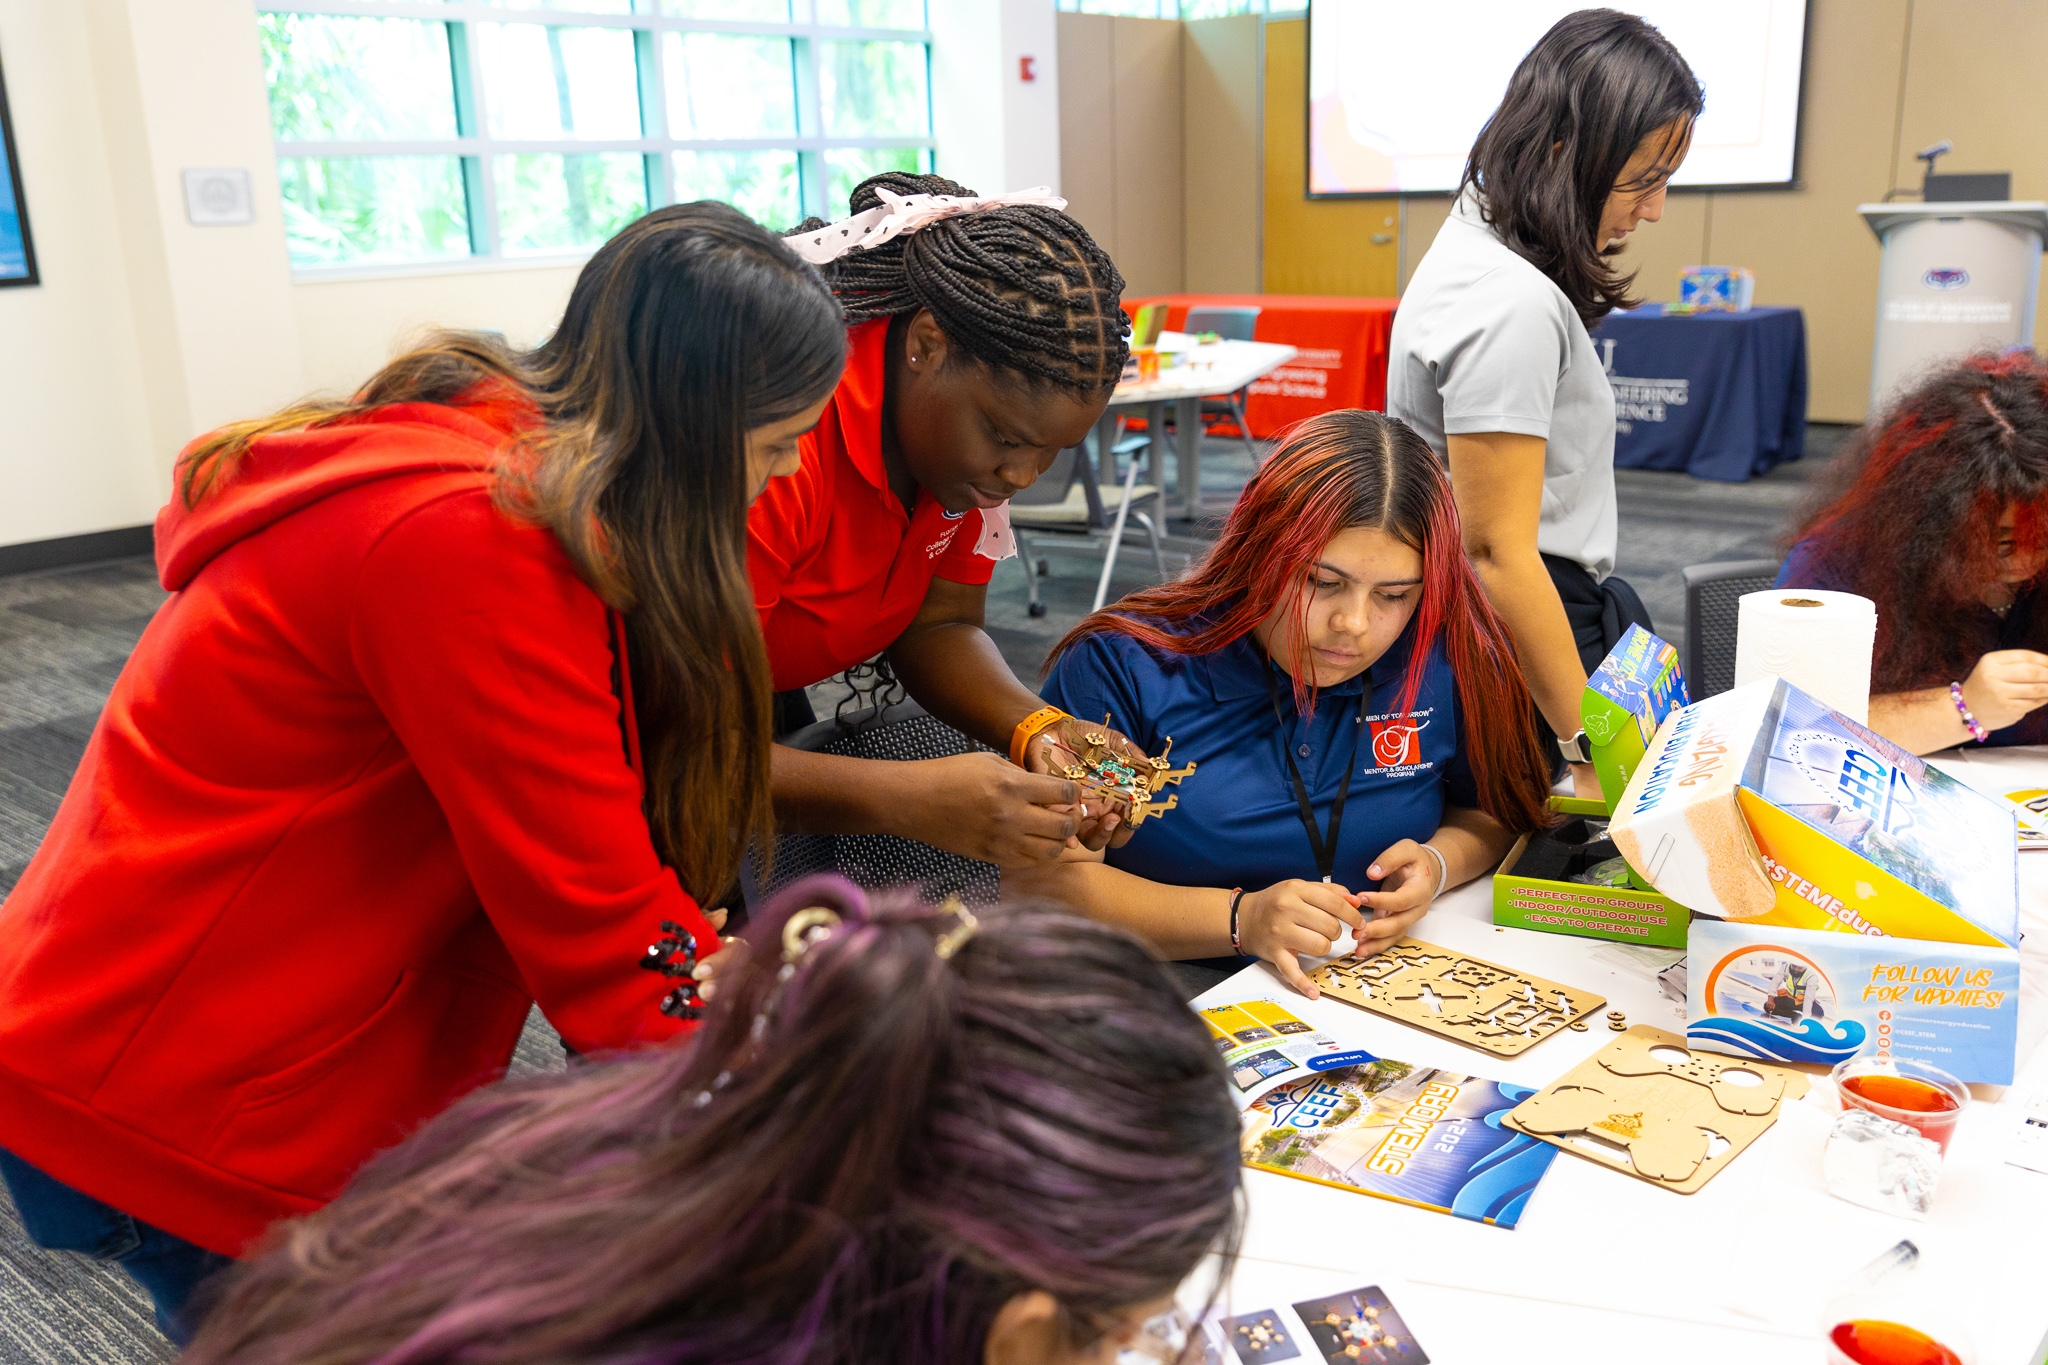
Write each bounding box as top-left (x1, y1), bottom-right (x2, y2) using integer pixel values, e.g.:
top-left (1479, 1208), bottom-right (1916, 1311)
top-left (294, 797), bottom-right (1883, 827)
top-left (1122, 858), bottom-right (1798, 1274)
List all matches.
top-left (1009, 705), bottom-right (1070, 767)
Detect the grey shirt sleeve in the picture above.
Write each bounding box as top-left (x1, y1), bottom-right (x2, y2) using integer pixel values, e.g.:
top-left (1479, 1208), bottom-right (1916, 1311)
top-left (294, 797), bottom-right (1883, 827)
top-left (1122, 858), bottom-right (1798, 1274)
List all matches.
top-left (1432, 267), bottom-right (1572, 440)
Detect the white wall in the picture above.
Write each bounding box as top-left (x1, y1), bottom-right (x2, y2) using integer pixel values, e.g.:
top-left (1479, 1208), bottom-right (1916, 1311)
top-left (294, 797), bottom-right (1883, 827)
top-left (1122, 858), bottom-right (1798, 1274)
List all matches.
top-left (0, 1), bottom-right (162, 547)
top-left (2, 0), bottom-right (1051, 551)
top-left (930, 0), bottom-right (1062, 196)
top-left (88, 0), bottom-right (306, 447)
top-left (295, 265), bottom-right (581, 399)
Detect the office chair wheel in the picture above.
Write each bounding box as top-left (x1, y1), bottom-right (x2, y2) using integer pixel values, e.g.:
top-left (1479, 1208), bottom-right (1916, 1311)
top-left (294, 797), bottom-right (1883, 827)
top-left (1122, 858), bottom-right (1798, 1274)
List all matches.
top-left (1028, 602), bottom-right (1047, 618)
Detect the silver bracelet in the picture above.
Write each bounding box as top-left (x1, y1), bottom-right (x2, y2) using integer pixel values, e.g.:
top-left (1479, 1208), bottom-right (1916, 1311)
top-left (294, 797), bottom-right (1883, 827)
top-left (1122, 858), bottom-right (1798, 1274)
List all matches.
top-left (1419, 843), bottom-right (1448, 902)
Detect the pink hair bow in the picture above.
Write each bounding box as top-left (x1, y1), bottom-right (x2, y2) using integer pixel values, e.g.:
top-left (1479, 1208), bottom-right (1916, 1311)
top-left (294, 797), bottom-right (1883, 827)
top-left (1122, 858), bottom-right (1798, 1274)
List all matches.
top-left (788, 186), bottom-right (1067, 265)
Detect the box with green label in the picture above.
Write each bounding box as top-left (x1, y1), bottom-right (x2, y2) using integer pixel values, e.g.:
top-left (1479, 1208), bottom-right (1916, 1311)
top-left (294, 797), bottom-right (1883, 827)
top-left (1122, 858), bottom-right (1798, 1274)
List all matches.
top-left (1492, 811), bottom-right (1690, 948)
top-left (1490, 626), bottom-right (1692, 948)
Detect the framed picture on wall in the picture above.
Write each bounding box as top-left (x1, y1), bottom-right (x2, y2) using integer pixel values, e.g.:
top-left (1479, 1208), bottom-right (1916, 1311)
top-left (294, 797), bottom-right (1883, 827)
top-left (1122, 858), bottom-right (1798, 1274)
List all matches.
top-left (0, 49), bottom-right (38, 288)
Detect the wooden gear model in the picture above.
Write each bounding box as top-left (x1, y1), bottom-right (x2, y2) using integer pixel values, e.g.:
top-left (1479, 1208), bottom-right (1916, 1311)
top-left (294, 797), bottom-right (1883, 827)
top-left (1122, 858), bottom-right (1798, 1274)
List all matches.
top-left (1504, 1025), bottom-right (1810, 1194)
top-left (1045, 718), bottom-right (1196, 829)
top-left (1310, 938), bottom-right (1606, 1057)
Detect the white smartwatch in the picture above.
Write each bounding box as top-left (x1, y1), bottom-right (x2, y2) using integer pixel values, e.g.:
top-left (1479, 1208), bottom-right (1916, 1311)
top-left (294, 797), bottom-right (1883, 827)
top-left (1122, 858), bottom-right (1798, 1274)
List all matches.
top-left (1557, 729), bottom-right (1592, 765)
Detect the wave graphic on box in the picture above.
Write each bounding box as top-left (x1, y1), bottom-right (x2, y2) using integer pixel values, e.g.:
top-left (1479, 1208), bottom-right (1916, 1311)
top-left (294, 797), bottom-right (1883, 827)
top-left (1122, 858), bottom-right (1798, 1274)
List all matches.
top-left (1685, 1015), bottom-right (1867, 1066)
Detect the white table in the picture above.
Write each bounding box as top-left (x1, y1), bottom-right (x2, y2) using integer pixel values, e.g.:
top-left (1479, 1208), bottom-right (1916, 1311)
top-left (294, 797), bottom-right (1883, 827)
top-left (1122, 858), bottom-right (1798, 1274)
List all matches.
top-left (1189, 748), bottom-right (2048, 1365)
top-left (1102, 332), bottom-right (1297, 521)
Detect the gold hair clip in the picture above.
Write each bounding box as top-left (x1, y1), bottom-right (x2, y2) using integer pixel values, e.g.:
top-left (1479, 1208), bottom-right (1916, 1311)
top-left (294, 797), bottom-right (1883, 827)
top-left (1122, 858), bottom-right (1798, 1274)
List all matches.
top-left (934, 898), bottom-right (980, 960)
top-left (781, 906), bottom-right (840, 965)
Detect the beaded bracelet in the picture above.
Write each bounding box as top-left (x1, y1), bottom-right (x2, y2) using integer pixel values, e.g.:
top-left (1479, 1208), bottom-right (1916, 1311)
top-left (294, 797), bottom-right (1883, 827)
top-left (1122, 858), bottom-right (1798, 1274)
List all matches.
top-left (1950, 682), bottom-right (1989, 743)
top-left (1228, 887), bottom-right (1247, 954)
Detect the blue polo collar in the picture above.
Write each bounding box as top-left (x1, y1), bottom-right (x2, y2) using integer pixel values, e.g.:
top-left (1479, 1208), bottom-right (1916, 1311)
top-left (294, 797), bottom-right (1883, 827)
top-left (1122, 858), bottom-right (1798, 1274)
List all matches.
top-left (1195, 618), bottom-right (1417, 706)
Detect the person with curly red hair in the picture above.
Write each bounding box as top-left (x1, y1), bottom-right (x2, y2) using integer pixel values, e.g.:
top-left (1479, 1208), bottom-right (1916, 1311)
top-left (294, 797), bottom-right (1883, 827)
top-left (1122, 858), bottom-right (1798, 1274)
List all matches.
top-left (1013, 411), bottom-right (1555, 997)
top-left (1778, 351), bottom-right (2048, 754)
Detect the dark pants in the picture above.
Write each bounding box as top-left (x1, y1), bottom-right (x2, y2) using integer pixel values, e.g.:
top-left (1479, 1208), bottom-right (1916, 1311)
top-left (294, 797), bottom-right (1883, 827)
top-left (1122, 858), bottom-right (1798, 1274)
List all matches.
top-left (0, 1148), bottom-right (231, 1346)
top-left (1536, 554), bottom-right (1656, 772)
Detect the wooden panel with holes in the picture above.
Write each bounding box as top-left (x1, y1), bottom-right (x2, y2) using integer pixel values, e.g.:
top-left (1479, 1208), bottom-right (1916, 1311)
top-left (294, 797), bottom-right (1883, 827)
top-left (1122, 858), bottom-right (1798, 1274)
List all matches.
top-left (1310, 937), bottom-right (1606, 1057)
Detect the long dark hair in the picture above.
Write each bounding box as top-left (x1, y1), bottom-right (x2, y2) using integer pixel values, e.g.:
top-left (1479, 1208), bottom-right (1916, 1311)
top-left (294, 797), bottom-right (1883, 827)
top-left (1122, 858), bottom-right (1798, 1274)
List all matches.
top-left (1462, 9), bottom-right (1703, 329)
top-left (174, 203), bottom-right (846, 903)
top-left (789, 172), bottom-right (1130, 392)
top-left (1048, 411), bottom-right (1554, 835)
top-left (182, 879), bottom-right (1244, 1365)
top-left (1784, 351), bottom-right (2048, 692)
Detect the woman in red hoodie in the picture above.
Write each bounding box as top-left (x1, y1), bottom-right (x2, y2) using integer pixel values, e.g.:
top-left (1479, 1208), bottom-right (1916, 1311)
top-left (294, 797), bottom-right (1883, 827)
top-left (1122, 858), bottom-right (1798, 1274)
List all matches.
top-left (0, 203), bottom-right (846, 1341)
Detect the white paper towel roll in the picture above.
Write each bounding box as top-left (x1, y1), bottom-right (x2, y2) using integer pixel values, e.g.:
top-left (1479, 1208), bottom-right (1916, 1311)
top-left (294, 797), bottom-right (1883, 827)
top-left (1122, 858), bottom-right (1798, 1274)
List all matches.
top-left (1732, 589), bottom-right (1877, 723)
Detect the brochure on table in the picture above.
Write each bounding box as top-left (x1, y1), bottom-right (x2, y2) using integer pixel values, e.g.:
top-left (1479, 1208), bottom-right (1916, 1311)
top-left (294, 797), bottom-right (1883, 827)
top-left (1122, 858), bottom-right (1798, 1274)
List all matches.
top-left (1199, 990), bottom-right (1562, 1229)
top-left (1607, 676), bottom-right (2022, 1083)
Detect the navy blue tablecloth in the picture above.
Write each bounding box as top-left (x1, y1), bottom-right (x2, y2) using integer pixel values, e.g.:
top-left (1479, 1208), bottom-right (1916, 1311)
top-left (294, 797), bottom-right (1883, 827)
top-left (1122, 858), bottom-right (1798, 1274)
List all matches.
top-left (1591, 303), bottom-right (1808, 482)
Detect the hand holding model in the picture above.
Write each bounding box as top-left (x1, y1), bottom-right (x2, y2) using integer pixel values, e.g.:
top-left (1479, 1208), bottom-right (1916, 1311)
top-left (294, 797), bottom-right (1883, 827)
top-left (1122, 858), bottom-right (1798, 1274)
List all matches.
top-left (899, 752), bottom-right (1083, 868)
top-left (1236, 880), bottom-right (1366, 999)
top-left (1023, 713), bottom-right (1155, 851)
top-left (1238, 838), bottom-right (1445, 999)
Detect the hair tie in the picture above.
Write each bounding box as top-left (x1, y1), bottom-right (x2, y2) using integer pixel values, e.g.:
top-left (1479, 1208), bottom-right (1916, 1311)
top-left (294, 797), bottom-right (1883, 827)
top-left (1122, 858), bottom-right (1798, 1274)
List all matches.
top-left (789, 186), bottom-right (1068, 265)
top-left (934, 898), bottom-right (980, 960)
top-left (780, 905), bottom-right (841, 965)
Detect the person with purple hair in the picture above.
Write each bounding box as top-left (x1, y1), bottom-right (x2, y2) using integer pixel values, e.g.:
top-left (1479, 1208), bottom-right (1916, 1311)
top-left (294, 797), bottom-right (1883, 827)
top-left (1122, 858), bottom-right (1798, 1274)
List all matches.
top-left (178, 878), bottom-right (1243, 1365)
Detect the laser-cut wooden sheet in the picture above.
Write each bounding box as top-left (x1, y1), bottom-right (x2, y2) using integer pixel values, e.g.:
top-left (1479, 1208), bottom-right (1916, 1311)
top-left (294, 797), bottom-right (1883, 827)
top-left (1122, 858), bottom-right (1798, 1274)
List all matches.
top-left (1308, 937), bottom-right (1606, 1056)
top-left (1503, 1025), bottom-right (1811, 1195)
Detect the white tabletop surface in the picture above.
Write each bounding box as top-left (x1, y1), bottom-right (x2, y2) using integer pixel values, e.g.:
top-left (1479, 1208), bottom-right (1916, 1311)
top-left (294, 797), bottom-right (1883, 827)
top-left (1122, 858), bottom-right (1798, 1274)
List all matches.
top-left (1111, 331), bottom-right (1297, 405)
top-left (1190, 746), bottom-right (2048, 1365)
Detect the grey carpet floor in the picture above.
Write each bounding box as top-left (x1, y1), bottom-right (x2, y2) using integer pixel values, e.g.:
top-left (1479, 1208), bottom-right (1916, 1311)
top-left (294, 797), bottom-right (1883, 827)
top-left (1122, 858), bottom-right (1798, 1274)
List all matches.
top-left (0, 428), bottom-right (1843, 1361)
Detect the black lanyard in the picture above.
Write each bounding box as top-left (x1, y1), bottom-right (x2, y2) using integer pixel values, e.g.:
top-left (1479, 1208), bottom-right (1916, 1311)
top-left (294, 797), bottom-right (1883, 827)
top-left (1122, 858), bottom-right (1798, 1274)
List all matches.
top-left (1262, 658), bottom-right (1365, 883)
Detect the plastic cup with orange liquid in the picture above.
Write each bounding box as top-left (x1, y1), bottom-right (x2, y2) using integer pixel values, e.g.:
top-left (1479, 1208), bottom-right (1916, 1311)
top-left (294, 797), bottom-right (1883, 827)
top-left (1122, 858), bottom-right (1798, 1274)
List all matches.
top-left (1831, 1055), bottom-right (1969, 1155)
top-left (1824, 1299), bottom-right (1973, 1365)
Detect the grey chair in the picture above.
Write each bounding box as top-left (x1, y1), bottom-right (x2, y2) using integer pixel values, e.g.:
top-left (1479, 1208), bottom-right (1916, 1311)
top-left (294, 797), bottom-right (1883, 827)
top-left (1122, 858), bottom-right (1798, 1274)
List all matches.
top-left (1183, 304), bottom-right (1263, 464)
top-left (1682, 559), bottom-right (1782, 700)
top-left (1010, 437), bottom-right (1169, 617)
top-left (746, 698), bottom-right (999, 907)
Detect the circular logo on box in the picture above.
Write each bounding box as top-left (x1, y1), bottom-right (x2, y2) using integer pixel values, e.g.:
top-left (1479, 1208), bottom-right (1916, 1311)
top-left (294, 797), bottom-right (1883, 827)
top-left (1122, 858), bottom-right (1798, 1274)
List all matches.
top-left (1922, 267), bottom-right (1970, 290)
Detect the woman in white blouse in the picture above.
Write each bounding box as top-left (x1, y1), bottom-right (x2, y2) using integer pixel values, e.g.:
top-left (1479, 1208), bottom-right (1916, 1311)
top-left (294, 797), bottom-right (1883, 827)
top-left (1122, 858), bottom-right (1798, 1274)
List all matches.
top-left (1388, 9), bottom-right (1701, 800)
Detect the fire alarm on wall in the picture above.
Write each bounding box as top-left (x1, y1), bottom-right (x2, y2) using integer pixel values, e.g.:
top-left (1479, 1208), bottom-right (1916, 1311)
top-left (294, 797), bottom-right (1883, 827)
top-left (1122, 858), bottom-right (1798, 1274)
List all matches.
top-left (1019, 55), bottom-right (1036, 82)
top-left (182, 168), bottom-right (255, 226)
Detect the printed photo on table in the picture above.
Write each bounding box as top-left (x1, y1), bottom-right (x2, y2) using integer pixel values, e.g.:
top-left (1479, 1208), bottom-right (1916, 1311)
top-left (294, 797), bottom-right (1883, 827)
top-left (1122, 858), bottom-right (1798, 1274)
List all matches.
top-left (1291, 1285), bottom-right (1430, 1365)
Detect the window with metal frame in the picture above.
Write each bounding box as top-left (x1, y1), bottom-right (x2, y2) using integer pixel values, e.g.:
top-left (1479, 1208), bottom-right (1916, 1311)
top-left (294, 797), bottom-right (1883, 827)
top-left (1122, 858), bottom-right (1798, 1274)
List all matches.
top-left (1053, 1), bottom-right (1300, 17)
top-left (258, 1), bottom-right (933, 273)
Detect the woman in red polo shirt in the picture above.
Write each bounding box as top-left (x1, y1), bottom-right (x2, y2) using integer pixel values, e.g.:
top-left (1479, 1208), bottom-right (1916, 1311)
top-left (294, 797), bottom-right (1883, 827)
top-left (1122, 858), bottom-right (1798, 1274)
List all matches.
top-left (754, 173), bottom-right (1143, 867)
top-left (0, 204), bottom-right (844, 1341)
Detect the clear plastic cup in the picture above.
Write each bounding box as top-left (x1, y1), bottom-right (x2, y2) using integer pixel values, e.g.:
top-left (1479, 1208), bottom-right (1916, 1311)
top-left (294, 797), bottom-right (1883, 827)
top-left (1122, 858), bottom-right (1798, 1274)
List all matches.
top-left (1831, 1054), bottom-right (1968, 1155)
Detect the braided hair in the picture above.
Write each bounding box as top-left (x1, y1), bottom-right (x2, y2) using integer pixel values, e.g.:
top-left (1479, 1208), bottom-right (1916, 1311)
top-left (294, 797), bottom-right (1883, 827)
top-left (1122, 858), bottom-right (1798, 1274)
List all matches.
top-left (790, 172), bottom-right (1130, 392)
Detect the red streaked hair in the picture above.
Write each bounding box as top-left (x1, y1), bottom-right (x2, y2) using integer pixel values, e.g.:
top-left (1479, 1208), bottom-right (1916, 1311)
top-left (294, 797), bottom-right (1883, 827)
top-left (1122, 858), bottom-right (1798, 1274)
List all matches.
top-left (1046, 410), bottom-right (1554, 834)
top-left (1784, 350), bottom-right (2048, 691)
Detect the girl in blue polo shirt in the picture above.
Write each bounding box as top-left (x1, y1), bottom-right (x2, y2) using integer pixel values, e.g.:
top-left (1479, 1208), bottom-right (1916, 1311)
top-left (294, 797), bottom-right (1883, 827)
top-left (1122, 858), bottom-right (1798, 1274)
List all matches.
top-left (1018, 411), bottom-right (1555, 997)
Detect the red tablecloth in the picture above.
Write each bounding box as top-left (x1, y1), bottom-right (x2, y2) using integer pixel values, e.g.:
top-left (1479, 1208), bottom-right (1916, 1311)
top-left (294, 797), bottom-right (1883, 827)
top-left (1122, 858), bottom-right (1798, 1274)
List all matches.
top-left (1122, 293), bottom-right (1397, 438)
